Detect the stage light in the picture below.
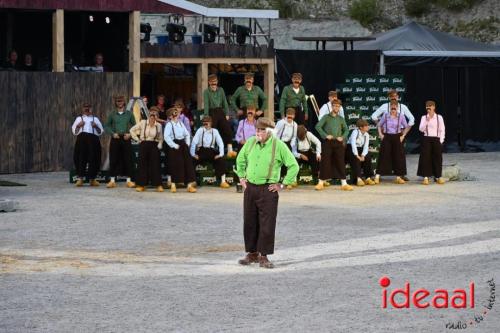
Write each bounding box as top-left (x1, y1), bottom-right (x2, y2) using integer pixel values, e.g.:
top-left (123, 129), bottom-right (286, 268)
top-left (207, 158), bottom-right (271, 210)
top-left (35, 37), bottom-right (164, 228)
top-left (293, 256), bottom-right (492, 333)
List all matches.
top-left (89, 15), bottom-right (94, 22)
top-left (166, 23), bottom-right (186, 44)
top-left (105, 17), bottom-right (110, 24)
top-left (231, 24), bottom-right (251, 45)
top-left (140, 23), bottom-right (152, 42)
top-left (199, 24), bottom-right (219, 43)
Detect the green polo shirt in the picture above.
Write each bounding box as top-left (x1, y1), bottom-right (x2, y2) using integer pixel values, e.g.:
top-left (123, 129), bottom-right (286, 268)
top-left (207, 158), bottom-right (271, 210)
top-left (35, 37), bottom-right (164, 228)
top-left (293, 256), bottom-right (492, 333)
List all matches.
top-left (315, 113), bottom-right (348, 141)
top-left (236, 136), bottom-right (299, 185)
top-left (104, 110), bottom-right (136, 135)
top-left (203, 87), bottom-right (230, 116)
top-left (231, 85), bottom-right (267, 111)
top-left (279, 84), bottom-right (308, 117)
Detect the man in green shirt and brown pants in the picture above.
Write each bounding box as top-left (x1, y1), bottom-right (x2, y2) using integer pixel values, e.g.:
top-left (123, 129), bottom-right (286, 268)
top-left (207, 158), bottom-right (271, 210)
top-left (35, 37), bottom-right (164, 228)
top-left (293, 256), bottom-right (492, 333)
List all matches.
top-left (314, 99), bottom-right (353, 191)
top-left (279, 72), bottom-right (308, 126)
top-left (104, 95), bottom-right (136, 188)
top-left (231, 72), bottom-right (267, 121)
top-left (203, 74), bottom-right (236, 157)
top-left (236, 117), bottom-right (299, 268)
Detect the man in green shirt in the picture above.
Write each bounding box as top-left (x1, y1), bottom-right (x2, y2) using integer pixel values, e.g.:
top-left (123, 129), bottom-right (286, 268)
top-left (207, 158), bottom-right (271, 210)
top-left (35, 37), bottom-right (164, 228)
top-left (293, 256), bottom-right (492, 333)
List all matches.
top-left (236, 117), bottom-right (299, 268)
top-left (104, 95), bottom-right (136, 188)
top-left (279, 72), bottom-right (308, 126)
top-left (314, 99), bottom-right (353, 191)
top-left (230, 72), bottom-right (267, 120)
top-left (203, 74), bottom-right (236, 158)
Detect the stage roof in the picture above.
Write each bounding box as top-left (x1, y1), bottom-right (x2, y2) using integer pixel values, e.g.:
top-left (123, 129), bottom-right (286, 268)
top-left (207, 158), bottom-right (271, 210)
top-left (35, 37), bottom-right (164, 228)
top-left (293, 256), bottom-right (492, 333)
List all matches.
top-left (349, 21), bottom-right (500, 57)
top-left (158, 0), bottom-right (279, 18)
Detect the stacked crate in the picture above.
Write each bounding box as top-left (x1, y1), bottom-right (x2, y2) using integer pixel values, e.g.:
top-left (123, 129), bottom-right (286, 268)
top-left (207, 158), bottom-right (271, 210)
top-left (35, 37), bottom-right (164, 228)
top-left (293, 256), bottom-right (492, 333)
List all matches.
top-left (336, 74), bottom-right (406, 174)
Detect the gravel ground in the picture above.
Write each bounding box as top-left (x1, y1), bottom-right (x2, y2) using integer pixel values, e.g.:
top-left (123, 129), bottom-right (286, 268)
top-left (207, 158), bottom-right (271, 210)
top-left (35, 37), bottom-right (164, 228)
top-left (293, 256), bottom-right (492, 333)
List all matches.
top-left (1, 152), bottom-right (499, 332)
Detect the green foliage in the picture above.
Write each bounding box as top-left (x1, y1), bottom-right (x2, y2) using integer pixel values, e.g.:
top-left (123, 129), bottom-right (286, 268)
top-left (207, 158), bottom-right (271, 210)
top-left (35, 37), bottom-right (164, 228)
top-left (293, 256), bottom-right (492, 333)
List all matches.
top-left (454, 17), bottom-right (500, 43)
top-left (436, 0), bottom-right (483, 11)
top-left (349, 0), bottom-right (381, 28)
top-left (270, 0), bottom-right (306, 19)
top-left (404, 0), bottom-right (431, 17)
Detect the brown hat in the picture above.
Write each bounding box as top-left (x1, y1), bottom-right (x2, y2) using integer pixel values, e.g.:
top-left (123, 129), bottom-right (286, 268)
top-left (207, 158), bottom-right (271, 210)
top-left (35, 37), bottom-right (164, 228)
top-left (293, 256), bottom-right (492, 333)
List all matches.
top-left (244, 72), bottom-right (254, 79)
top-left (166, 107), bottom-right (178, 118)
top-left (256, 117), bottom-right (275, 129)
top-left (208, 74), bottom-right (218, 81)
top-left (246, 103), bottom-right (257, 110)
top-left (426, 100), bottom-right (436, 107)
top-left (292, 72), bottom-right (302, 79)
top-left (356, 119), bottom-right (369, 128)
top-left (286, 108), bottom-right (296, 116)
top-left (387, 89), bottom-right (398, 97)
top-left (328, 90), bottom-right (338, 97)
top-left (332, 99), bottom-right (342, 105)
top-left (149, 106), bottom-right (160, 113)
top-left (202, 115), bottom-right (212, 123)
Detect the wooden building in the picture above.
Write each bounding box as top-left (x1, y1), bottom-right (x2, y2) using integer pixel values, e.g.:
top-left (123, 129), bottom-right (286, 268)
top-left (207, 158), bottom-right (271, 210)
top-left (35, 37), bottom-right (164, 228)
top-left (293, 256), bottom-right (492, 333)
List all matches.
top-left (0, 0), bottom-right (278, 173)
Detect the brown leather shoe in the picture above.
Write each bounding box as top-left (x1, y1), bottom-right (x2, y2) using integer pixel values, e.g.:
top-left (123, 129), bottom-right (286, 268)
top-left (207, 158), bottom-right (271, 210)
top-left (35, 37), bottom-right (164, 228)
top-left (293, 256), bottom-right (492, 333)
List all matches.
top-left (238, 252), bottom-right (259, 265)
top-left (259, 255), bottom-right (274, 269)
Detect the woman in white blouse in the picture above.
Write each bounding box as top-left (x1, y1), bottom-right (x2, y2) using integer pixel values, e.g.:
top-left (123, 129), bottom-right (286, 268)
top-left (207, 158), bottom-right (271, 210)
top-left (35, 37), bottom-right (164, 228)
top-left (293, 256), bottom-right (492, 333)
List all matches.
top-left (71, 102), bottom-right (103, 187)
top-left (130, 107), bottom-right (164, 192)
top-left (163, 108), bottom-right (197, 193)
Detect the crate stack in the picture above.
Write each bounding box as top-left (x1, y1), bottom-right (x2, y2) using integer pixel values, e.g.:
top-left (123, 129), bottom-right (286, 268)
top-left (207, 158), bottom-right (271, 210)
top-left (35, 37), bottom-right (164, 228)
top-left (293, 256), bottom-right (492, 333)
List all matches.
top-left (336, 74), bottom-right (406, 175)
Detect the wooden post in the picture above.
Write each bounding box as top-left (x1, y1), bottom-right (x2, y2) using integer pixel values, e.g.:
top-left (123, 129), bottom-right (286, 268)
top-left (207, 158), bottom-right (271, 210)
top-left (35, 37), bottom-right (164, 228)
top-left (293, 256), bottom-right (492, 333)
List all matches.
top-left (52, 9), bottom-right (64, 72)
top-left (129, 11), bottom-right (141, 97)
top-left (263, 61), bottom-right (275, 120)
top-left (129, 11), bottom-right (141, 122)
top-left (197, 61), bottom-right (208, 110)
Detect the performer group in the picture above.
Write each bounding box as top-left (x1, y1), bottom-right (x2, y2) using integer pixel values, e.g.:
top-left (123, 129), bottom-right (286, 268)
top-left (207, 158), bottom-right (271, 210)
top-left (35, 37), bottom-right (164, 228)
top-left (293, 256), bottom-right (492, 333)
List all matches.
top-left (72, 73), bottom-right (447, 191)
top-left (71, 72), bottom-right (448, 269)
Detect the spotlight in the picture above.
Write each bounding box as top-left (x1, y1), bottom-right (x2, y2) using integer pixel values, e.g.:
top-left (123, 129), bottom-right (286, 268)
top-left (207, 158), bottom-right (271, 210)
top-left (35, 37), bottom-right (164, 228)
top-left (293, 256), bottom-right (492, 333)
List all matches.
top-left (89, 15), bottom-right (94, 22)
top-left (140, 23), bottom-right (152, 42)
top-left (198, 24), bottom-right (219, 43)
top-left (231, 24), bottom-right (251, 45)
top-left (105, 17), bottom-right (110, 24)
top-left (166, 23), bottom-right (186, 44)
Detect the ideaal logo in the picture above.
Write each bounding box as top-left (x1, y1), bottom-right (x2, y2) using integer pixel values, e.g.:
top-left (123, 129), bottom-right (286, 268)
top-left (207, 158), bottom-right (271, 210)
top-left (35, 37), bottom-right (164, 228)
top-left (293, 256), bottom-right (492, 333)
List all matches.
top-left (379, 277), bottom-right (496, 330)
top-left (380, 276), bottom-right (474, 309)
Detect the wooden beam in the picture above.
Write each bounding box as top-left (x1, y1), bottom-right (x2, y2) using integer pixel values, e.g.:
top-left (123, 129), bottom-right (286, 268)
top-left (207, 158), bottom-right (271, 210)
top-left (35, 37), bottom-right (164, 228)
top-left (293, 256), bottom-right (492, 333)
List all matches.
top-left (197, 62), bottom-right (208, 111)
top-left (52, 9), bottom-right (64, 72)
top-left (141, 57), bottom-right (274, 65)
top-left (263, 61), bottom-right (275, 120)
top-left (129, 11), bottom-right (141, 97)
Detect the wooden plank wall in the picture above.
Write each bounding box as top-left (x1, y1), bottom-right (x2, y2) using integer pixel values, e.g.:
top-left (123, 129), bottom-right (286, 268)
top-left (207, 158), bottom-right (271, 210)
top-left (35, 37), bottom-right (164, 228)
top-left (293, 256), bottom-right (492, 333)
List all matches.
top-left (0, 72), bottom-right (132, 174)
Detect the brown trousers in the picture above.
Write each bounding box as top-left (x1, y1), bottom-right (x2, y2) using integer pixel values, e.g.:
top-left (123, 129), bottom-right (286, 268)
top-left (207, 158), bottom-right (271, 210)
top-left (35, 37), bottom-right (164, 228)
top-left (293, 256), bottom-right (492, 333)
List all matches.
top-left (417, 136), bottom-right (443, 178)
top-left (319, 140), bottom-right (346, 180)
top-left (346, 145), bottom-right (374, 180)
top-left (109, 137), bottom-right (133, 178)
top-left (377, 133), bottom-right (406, 176)
top-left (298, 149), bottom-right (320, 178)
top-left (167, 139), bottom-right (196, 184)
top-left (209, 108), bottom-right (233, 146)
top-left (195, 147), bottom-right (227, 178)
top-left (243, 183), bottom-right (279, 256)
top-left (136, 141), bottom-right (162, 187)
top-left (74, 133), bottom-right (101, 179)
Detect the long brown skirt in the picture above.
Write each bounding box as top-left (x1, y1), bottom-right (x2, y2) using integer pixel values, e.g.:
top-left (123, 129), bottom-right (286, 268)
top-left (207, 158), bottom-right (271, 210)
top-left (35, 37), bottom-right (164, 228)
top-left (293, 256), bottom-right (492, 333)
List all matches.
top-left (417, 136), bottom-right (443, 178)
top-left (167, 139), bottom-right (196, 184)
top-left (376, 133), bottom-right (406, 176)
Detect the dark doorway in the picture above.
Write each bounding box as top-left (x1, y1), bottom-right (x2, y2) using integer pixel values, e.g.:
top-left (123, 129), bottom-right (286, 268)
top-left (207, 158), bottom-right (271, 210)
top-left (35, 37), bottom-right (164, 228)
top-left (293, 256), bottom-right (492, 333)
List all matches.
top-left (65, 11), bottom-right (129, 71)
top-left (0, 9), bottom-right (52, 71)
